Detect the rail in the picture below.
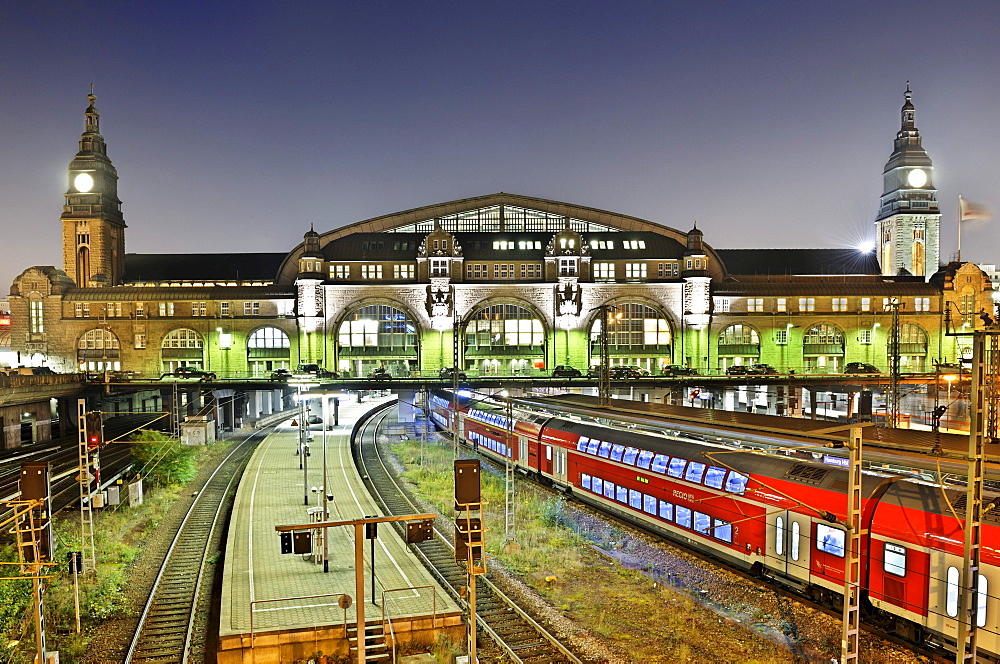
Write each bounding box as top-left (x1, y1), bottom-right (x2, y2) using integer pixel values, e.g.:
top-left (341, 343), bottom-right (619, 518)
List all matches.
top-left (380, 585), bottom-right (440, 663)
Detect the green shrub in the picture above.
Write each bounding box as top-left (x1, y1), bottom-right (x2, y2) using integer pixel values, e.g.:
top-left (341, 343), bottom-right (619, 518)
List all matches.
top-left (130, 430), bottom-right (198, 486)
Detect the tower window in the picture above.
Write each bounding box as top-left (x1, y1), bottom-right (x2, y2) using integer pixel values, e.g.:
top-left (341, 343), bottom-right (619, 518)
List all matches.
top-left (29, 300), bottom-right (44, 334)
top-left (430, 259), bottom-right (449, 277)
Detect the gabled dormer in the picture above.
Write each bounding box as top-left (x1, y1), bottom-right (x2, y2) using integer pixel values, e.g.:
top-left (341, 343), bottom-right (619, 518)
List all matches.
top-left (417, 222), bottom-right (463, 281)
top-left (545, 221), bottom-right (589, 280)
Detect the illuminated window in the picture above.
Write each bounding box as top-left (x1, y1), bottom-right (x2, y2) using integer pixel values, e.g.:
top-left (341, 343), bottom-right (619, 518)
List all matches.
top-left (798, 297), bottom-right (815, 312)
top-left (946, 567), bottom-right (960, 617)
top-left (714, 519), bottom-right (732, 543)
top-left (816, 523), bottom-right (845, 557)
top-left (658, 500), bottom-right (674, 521)
top-left (625, 263), bottom-right (647, 279)
top-left (693, 512), bottom-right (711, 536)
top-left (914, 297), bottom-right (930, 312)
top-left (860, 297), bottom-right (871, 312)
top-left (558, 258), bottom-right (577, 276)
top-left (859, 329), bottom-right (873, 344)
top-left (675, 506), bottom-right (692, 529)
top-left (192, 302), bottom-right (207, 316)
top-left (774, 329), bottom-right (788, 345)
top-left (791, 521), bottom-right (801, 561)
top-left (716, 298), bottom-right (730, 313)
top-left (520, 264), bottom-right (541, 279)
top-left (594, 263), bottom-right (615, 280)
top-left (884, 543), bottom-right (907, 577)
top-left (393, 265), bottom-right (414, 279)
top-left (747, 298), bottom-right (764, 312)
top-left (776, 298), bottom-right (787, 312)
top-left (74, 303), bottom-right (90, 317)
top-left (158, 302), bottom-right (175, 317)
top-left (775, 517), bottom-right (785, 556)
top-left (832, 298), bottom-right (848, 311)
top-left (493, 264), bottom-right (515, 279)
top-left (361, 265), bottom-right (383, 280)
top-left (330, 265), bottom-right (350, 279)
top-left (430, 259), bottom-right (449, 277)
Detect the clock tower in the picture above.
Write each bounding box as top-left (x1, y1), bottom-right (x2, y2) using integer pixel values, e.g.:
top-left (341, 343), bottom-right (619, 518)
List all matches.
top-left (875, 84), bottom-right (940, 278)
top-left (61, 91), bottom-right (126, 287)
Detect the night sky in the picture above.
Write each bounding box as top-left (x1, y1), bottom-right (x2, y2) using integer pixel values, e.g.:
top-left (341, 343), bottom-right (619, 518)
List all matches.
top-left (2, 2), bottom-right (998, 294)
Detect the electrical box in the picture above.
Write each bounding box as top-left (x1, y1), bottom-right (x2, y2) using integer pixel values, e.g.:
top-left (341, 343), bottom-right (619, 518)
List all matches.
top-left (454, 459), bottom-right (481, 507)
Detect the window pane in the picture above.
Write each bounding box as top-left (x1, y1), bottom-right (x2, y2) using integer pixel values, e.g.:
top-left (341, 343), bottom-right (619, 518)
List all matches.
top-left (604, 481), bottom-right (615, 499)
top-left (597, 441), bottom-right (612, 458)
top-left (725, 472), bottom-right (749, 494)
top-left (714, 518), bottom-right (733, 543)
top-left (791, 521), bottom-right (800, 561)
top-left (636, 450), bottom-right (654, 469)
top-left (586, 439), bottom-right (600, 455)
top-left (629, 489), bottom-right (642, 509)
top-left (947, 567), bottom-right (960, 618)
top-left (675, 506), bottom-right (692, 529)
top-left (651, 454), bottom-right (669, 473)
top-left (775, 516), bottom-right (784, 556)
top-left (693, 512), bottom-right (711, 536)
top-left (658, 500), bottom-right (674, 521)
top-left (667, 457), bottom-right (687, 478)
top-left (643, 494), bottom-right (657, 515)
top-left (610, 445), bottom-right (625, 462)
top-left (884, 543), bottom-right (907, 577)
top-left (576, 436), bottom-right (588, 452)
top-left (581, 473), bottom-right (591, 490)
top-left (684, 462), bottom-right (707, 483)
top-left (703, 466), bottom-right (726, 489)
top-left (623, 447), bottom-right (639, 465)
top-left (616, 485), bottom-right (628, 503)
top-left (979, 574), bottom-right (988, 628)
top-left (816, 523), bottom-right (845, 557)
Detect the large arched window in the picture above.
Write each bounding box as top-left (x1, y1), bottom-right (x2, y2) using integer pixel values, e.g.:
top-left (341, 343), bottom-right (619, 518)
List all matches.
top-left (897, 323), bottom-right (928, 372)
top-left (717, 324), bottom-right (761, 368)
top-left (247, 326), bottom-right (291, 375)
top-left (337, 303), bottom-right (418, 377)
top-left (803, 323), bottom-right (845, 373)
top-left (465, 303), bottom-right (545, 375)
top-left (161, 328), bottom-right (205, 371)
top-left (77, 328), bottom-right (120, 371)
top-left (588, 302), bottom-right (671, 373)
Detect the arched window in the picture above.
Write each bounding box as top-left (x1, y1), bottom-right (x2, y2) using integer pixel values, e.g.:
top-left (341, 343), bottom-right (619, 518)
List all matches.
top-left (338, 304), bottom-right (417, 349)
top-left (898, 323), bottom-right (929, 372)
top-left (899, 323), bottom-right (927, 346)
top-left (467, 304), bottom-right (544, 350)
top-left (77, 328), bottom-right (120, 370)
top-left (248, 327), bottom-right (290, 349)
top-left (718, 324), bottom-right (760, 346)
top-left (162, 329), bottom-right (204, 349)
top-left (804, 324), bottom-right (844, 346)
top-left (803, 323), bottom-right (845, 372)
top-left (589, 303), bottom-right (671, 348)
top-left (912, 241), bottom-right (925, 277)
top-left (161, 328), bottom-right (205, 371)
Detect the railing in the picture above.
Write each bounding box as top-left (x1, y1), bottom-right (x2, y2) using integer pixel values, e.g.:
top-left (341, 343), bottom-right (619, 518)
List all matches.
top-left (249, 593), bottom-right (350, 659)
top-left (380, 585), bottom-right (440, 663)
top-left (0, 372), bottom-right (86, 389)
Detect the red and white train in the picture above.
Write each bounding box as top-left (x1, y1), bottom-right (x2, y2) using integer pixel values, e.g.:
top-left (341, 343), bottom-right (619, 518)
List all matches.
top-left (429, 389), bottom-right (1000, 658)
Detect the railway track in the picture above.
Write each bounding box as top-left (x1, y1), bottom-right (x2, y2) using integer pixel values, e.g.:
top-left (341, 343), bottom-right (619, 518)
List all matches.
top-left (124, 428), bottom-right (267, 664)
top-left (353, 405), bottom-right (582, 664)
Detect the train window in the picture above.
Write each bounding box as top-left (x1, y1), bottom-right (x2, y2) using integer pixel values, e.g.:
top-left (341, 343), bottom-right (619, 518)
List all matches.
top-left (684, 462), bottom-right (707, 483)
top-left (724, 472), bottom-right (749, 494)
top-left (597, 441), bottom-right (612, 458)
top-left (629, 489), bottom-right (642, 509)
top-left (658, 500), bottom-right (674, 521)
top-left (978, 575), bottom-right (988, 628)
top-left (791, 521), bottom-right (801, 561)
top-left (693, 511), bottom-right (711, 536)
top-left (577, 437), bottom-right (589, 452)
top-left (643, 494), bottom-right (657, 515)
top-left (884, 542), bottom-right (907, 577)
top-left (586, 439), bottom-right (601, 455)
top-left (675, 506), bottom-right (692, 529)
top-left (610, 445), bottom-right (625, 461)
top-left (816, 523), bottom-right (845, 557)
top-left (581, 473), bottom-right (592, 490)
top-left (651, 454), bottom-right (669, 473)
top-left (775, 516), bottom-right (785, 556)
top-left (703, 466), bottom-right (726, 489)
top-left (604, 481), bottom-right (616, 500)
top-left (592, 478), bottom-right (603, 495)
top-left (667, 457), bottom-right (687, 478)
top-left (714, 518), bottom-right (733, 543)
top-left (623, 447), bottom-right (640, 465)
top-left (636, 450), bottom-right (654, 469)
top-left (946, 567), bottom-right (959, 617)
top-left (616, 485), bottom-right (628, 503)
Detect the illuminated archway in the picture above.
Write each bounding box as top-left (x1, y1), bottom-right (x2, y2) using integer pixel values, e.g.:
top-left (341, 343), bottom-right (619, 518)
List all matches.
top-left (247, 326), bottom-right (291, 376)
top-left (161, 328), bottom-right (205, 372)
top-left (802, 323), bottom-right (845, 373)
top-left (465, 302), bottom-right (545, 376)
top-left (336, 302), bottom-right (419, 377)
top-left (77, 328), bottom-right (120, 371)
top-left (717, 324), bottom-right (760, 370)
top-left (588, 301), bottom-right (672, 373)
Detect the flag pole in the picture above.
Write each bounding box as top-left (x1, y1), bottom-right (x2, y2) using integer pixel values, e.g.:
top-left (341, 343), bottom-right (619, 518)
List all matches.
top-left (957, 195), bottom-right (963, 263)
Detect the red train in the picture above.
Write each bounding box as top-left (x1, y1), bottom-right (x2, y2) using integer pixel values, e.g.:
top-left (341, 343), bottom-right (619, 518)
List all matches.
top-left (428, 389), bottom-right (1000, 658)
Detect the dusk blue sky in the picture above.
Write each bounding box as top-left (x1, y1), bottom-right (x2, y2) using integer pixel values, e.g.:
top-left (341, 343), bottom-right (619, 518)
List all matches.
top-left (2, 2), bottom-right (998, 293)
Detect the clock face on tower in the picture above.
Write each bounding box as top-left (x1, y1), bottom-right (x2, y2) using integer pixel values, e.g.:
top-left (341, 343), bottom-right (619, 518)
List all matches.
top-left (907, 168), bottom-right (927, 188)
top-left (74, 172), bottom-right (94, 193)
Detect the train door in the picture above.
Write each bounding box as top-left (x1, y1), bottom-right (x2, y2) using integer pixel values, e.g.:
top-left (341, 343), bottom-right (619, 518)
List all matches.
top-left (541, 444), bottom-right (554, 475)
top-left (518, 437), bottom-right (528, 469)
top-left (550, 447), bottom-right (567, 485)
top-left (768, 510), bottom-right (811, 582)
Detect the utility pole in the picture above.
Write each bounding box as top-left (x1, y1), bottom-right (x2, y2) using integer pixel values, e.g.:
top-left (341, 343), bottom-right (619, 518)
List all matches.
top-left (77, 399), bottom-right (97, 573)
top-left (887, 298), bottom-right (901, 428)
top-left (841, 426), bottom-right (863, 663)
top-left (591, 304), bottom-right (619, 406)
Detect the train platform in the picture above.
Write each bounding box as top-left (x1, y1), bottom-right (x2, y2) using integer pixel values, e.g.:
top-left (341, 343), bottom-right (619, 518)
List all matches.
top-left (218, 395), bottom-right (462, 663)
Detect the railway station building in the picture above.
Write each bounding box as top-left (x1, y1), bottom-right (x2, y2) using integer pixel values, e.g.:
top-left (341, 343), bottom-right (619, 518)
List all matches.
top-left (6, 89), bottom-right (996, 380)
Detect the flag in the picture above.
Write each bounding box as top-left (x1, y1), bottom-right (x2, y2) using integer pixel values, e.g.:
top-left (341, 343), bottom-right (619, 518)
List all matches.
top-left (960, 197), bottom-right (991, 223)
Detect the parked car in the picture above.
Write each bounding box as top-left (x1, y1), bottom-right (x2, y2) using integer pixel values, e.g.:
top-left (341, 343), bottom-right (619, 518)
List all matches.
top-left (295, 363), bottom-right (338, 379)
top-left (844, 362), bottom-right (880, 374)
top-left (109, 370), bottom-right (138, 382)
top-left (172, 366), bottom-right (217, 381)
top-left (661, 364), bottom-right (698, 377)
top-left (586, 365), bottom-right (603, 378)
top-left (552, 365), bottom-right (582, 378)
top-left (609, 366), bottom-right (645, 380)
top-left (269, 368), bottom-right (292, 381)
top-left (368, 367), bottom-right (392, 380)
top-left (626, 365), bottom-right (651, 377)
top-left (747, 364), bottom-right (779, 375)
top-left (725, 365), bottom-right (750, 376)
top-left (439, 367), bottom-right (468, 381)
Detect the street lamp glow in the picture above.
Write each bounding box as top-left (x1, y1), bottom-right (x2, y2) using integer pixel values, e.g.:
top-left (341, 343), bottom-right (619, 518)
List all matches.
top-left (857, 241), bottom-right (875, 254)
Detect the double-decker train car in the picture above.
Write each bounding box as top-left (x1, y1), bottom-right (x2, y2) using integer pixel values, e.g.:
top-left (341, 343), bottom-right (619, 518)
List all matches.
top-left (428, 389), bottom-right (1000, 658)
